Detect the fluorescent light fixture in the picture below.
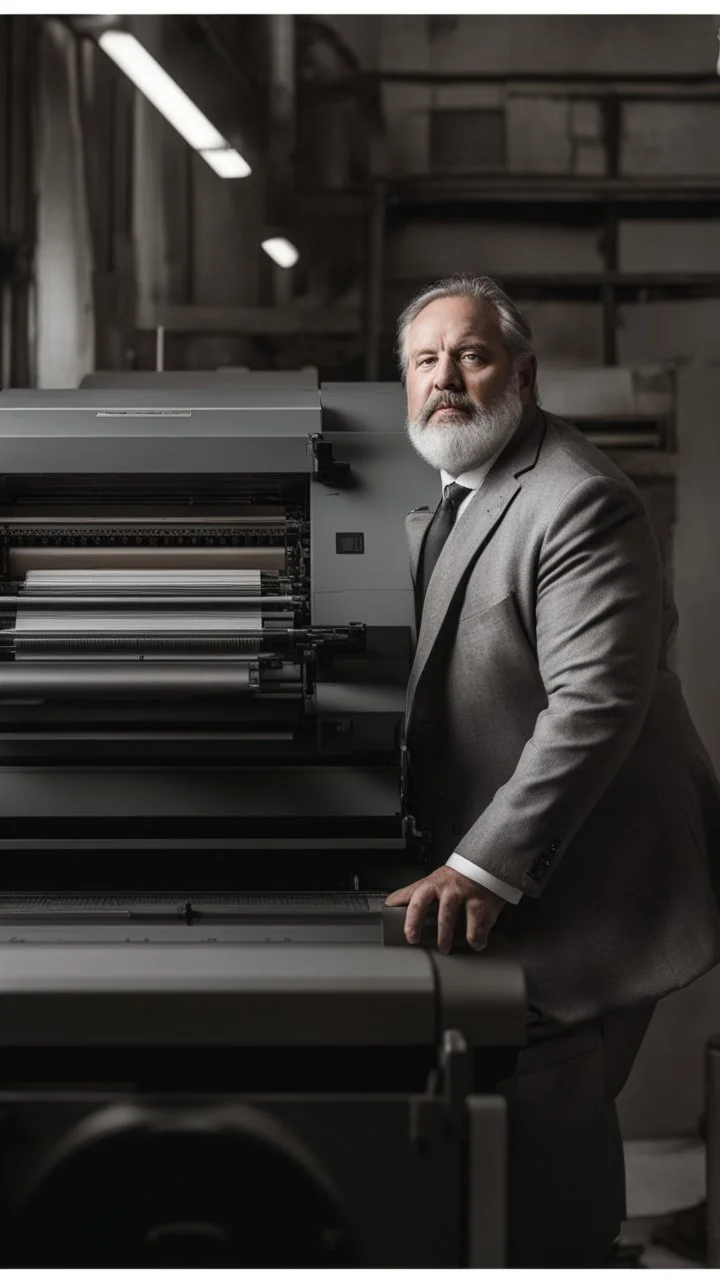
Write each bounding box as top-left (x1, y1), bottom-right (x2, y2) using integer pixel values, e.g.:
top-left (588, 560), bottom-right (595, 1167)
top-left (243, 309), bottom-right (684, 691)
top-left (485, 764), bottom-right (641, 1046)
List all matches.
top-left (262, 237), bottom-right (299, 269)
top-left (98, 30), bottom-right (251, 178)
top-left (200, 147), bottom-right (252, 179)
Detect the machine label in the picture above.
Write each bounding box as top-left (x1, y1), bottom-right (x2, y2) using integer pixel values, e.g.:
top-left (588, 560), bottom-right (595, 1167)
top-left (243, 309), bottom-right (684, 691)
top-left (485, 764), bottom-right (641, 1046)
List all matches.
top-left (96, 410), bottom-right (192, 418)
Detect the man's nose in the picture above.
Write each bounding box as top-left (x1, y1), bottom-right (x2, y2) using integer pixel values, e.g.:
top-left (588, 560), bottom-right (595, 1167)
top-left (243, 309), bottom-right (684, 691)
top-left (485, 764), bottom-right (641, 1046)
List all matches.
top-left (433, 353), bottom-right (462, 390)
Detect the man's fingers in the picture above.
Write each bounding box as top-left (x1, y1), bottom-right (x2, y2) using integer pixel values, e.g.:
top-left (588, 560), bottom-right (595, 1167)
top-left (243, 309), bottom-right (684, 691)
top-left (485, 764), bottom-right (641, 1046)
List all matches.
top-left (404, 882), bottom-right (439, 943)
top-left (385, 881), bottom-right (423, 908)
top-left (437, 889), bottom-right (463, 954)
top-left (465, 898), bottom-right (489, 952)
top-left (387, 871), bottom-right (503, 952)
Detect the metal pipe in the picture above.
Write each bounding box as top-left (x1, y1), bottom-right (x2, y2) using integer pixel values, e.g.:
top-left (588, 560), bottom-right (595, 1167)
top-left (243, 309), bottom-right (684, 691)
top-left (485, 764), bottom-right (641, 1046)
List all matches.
top-left (268, 15), bottom-right (296, 309)
top-left (362, 69), bottom-right (720, 87)
top-left (600, 96), bottom-right (620, 367)
top-left (364, 181), bottom-right (386, 381)
top-left (268, 15), bottom-right (296, 195)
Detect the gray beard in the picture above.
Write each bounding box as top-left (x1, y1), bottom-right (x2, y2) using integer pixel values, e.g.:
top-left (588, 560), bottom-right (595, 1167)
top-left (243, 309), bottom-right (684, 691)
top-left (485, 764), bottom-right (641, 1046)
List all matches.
top-left (406, 377), bottom-right (524, 476)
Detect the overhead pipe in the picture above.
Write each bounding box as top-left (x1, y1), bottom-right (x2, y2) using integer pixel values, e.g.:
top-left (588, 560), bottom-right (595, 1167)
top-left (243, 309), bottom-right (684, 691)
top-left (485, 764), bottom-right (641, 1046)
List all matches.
top-left (267, 16), bottom-right (296, 307)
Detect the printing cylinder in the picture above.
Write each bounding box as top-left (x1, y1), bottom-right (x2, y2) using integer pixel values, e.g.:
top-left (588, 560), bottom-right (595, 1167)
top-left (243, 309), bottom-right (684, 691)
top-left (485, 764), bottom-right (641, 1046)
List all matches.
top-left (6, 1102), bottom-right (358, 1267)
top-left (8, 547), bottom-right (286, 574)
top-left (0, 662), bottom-right (255, 700)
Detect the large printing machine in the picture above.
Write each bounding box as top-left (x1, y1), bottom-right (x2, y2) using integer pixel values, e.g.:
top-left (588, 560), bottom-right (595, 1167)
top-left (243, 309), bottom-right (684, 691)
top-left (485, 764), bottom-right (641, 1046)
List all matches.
top-left (0, 374), bottom-right (527, 1267)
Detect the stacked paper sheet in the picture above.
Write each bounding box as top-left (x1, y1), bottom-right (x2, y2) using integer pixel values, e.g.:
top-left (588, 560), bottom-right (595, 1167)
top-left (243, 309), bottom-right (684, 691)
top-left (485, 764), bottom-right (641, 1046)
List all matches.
top-left (22, 569), bottom-right (262, 595)
top-left (15, 568), bottom-right (263, 641)
top-left (14, 610), bottom-right (263, 633)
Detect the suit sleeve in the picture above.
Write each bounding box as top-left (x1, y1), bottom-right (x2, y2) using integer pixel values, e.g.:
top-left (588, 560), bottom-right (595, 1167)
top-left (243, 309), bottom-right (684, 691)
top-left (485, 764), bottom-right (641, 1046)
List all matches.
top-left (451, 474), bottom-right (664, 897)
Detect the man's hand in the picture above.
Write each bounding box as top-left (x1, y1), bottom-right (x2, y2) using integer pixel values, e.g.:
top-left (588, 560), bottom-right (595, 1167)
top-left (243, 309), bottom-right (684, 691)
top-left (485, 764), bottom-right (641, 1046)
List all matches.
top-left (385, 866), bottom-right (505, 955)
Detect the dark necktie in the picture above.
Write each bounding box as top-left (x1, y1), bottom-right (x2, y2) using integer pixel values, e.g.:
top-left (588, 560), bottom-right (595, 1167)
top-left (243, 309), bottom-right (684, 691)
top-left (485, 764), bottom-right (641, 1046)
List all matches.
top-left (417, 481), bottom-right (472, 615)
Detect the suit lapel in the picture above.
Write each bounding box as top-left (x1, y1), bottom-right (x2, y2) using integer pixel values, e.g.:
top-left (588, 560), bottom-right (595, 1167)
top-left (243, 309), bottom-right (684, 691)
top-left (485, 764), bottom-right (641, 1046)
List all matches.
top-left (406, 508), bottom-right (434, 633)
top-left (406, 508), bottom-right (433, 587)
top-left (405, 405), bottom-right (546, 725)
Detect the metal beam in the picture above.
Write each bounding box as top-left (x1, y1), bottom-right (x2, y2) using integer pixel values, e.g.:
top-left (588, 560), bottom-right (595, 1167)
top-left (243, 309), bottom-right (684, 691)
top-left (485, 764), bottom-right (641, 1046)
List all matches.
top-left (388, 176), bottom-right (720, 207)
top-left (389, 272), bottom-right (720, 292)
top-left (364, 182), bottom-right (386, 381)
top-left (363, 70), bottom-right (720, 90)
top-left (149, 305), bottom-right (362, 334)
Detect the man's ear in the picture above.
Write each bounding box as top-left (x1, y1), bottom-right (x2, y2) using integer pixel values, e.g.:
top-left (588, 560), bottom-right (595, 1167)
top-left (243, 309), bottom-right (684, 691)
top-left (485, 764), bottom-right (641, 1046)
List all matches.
top-left (518, 355), bottom-right (537, 403)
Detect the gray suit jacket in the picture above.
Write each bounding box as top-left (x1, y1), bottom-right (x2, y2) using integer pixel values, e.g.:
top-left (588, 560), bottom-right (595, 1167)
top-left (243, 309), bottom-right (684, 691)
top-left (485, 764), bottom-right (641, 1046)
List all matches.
top-left (405, 404), bottom-right (720, 1026)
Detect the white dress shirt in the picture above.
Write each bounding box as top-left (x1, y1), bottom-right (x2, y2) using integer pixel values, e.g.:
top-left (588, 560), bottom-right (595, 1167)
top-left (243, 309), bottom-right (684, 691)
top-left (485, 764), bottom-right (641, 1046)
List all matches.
top-left (436, 455), bottom-right (523, 905)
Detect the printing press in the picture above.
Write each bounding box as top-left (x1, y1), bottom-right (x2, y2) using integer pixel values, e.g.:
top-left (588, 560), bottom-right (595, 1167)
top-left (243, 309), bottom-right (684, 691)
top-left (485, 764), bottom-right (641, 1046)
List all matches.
top-left (0, 377), bottom-right (526, 1266)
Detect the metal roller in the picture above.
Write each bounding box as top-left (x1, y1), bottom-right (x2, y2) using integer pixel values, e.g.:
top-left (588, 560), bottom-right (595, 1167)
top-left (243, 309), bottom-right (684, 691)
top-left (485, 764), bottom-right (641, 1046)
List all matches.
top-left (9, 635), bottom-right (263, 656)
top-left (0, 661), bottom-right (255, 699)
top-left (8, 547), bottom-right (287, 574)
top-left (5, 597), bottom-right (296, 607)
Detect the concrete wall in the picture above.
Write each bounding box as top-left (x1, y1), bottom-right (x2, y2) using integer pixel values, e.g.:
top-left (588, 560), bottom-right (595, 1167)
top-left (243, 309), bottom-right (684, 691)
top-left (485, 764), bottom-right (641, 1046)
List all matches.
top-left (185, 151), bottom-right (264, 370)
top-left (131, 15), bottom-right (264, 370)
top-left (389, 222), bottom-right (603, 279)
top-left (379, 16), bottom-right (720, 174)
top-left (617, 363), bottom-right (720, 1140)
top-left (619, 301), bottom-right (720, 365)
top-left (380, 15), bottom-right (720, 368)
top-left (317, 14), bottom-right (381, 68)
top-left (397, 16), bottom-right (718, 77)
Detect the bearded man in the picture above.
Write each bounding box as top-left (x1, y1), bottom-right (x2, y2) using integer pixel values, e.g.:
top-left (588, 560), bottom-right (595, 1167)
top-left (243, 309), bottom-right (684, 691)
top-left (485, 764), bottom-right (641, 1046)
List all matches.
top-left (385, 274), bottom-right (720, 1266)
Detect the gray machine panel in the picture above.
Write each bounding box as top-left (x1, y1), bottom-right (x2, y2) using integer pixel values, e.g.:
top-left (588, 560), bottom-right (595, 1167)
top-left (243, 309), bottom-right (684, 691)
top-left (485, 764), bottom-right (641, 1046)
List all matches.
top-left (0, 920), bottom-right (384, 946)
top-left (0, 377), bottom-right (527, 1270)
top-left (321, 382), bottom-right (406, 433)
top-left (0, 387), bottom-right (321, 417)
top-left (0, 388), bottom-right (320, 474)
top-left (311, 432), bottom-right (439, 627)
top-left (0, 943), bottom-right (525, 1048)
top-left (81, 370), bottom-right (320, 390)
top-left (0, 943), bottom-right (437, 1046)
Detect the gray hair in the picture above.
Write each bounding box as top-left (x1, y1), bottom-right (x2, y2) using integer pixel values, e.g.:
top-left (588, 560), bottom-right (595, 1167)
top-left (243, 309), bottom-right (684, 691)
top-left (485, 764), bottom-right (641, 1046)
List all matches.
top-left (396, 273), bottom-right (537, 399)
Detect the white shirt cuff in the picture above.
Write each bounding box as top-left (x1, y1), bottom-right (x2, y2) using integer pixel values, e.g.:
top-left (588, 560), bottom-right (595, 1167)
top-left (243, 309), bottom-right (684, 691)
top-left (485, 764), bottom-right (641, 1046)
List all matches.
top-left (446, 852), bottom-right (523, 904)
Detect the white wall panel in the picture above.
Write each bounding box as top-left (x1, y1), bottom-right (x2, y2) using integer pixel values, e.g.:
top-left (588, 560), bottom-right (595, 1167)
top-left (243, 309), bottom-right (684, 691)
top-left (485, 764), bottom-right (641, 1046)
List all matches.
top-left (623, 102), bottom-right (720, 177)
top-left (388, 221), bottom-right (604, 279)
top-left (507, 96), bottom-right (572, 174)
top-left (620, 220), bottom-right (720, 274)
top-left (425, 15), bottom-right (718, 76)
top-left (618, 300), bottom-right (720, 363)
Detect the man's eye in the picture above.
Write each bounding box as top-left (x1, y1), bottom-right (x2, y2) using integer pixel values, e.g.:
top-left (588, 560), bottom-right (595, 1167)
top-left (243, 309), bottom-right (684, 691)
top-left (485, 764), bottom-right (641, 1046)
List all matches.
top-left (418, 356), bottom-right (435, 367)
top-left (461, 351), bottom-right (482, 363)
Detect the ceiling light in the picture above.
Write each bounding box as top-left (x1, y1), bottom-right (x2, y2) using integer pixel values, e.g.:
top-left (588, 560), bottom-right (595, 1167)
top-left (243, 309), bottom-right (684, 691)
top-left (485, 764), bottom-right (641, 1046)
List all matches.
top-left (98, 30), bottom-right (251, 178)
top-left (200, 147), bottom-right (252, 179)
top-left (262, 238), bottom-right (299, 269)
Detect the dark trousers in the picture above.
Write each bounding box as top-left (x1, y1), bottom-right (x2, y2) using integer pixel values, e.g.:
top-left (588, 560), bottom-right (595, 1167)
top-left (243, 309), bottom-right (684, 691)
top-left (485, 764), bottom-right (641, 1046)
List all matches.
top-left (495, 1003), bottom-right (655, 1268)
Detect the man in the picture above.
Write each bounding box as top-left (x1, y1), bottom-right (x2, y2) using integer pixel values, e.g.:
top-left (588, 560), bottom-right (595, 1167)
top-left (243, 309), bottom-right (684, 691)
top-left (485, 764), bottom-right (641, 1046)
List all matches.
top-left (385, 274), bottom-right (720, 1266)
